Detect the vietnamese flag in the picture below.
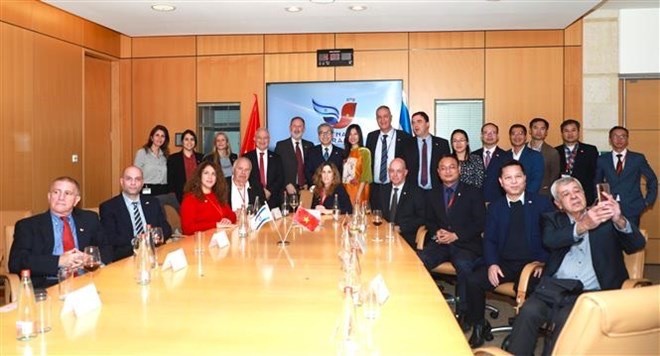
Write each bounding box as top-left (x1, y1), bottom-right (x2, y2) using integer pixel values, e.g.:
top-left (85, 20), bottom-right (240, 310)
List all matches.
top-left (294, 208), bottom-right (321, 231)
top-left (240, 94), bottom-right (260, 155)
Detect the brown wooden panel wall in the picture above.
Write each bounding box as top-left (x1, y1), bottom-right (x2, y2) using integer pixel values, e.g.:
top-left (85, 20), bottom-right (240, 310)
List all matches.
top-left (564, 19), bottom-right (583, 46)
top-left (119, 59), bottom-right (133, 171)
top-left (198, 35), bottom-right (264, 55)
top-left (485, 47), bottom-right (564, 148)
top-left (265, 33), bottom-right (334, 53)
top-left (486, 30), bottom-right (564, 48)
top-left (564, 46), bottom-right (583, 121)
top-left (336, 32), bottom-right (408, 50)
top-left (336, 50), bottom-right (408, 84)
top-left (83, 21), bottom-right (121, 58)
top-left (132, 36), bottom-right (196, 58)
top-left (409, 31), bottom-right (485, 49)
top-left (265, 53), bottom-right (334, 83)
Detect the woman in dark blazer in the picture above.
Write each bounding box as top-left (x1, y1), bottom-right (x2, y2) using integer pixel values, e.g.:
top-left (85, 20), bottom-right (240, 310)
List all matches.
top-left (311, 162), bottom-right (353, 214)
top-left (203, 131), bottom-right (238, 183)
top-left (168, 129), bottom-right (204, 203)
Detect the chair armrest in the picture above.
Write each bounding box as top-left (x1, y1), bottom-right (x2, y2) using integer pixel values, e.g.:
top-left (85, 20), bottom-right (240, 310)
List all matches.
top-left (473, 346), bottom-right (512, 356)
top-left (514, 261), bottom-right (545, 312)
top-left (2, 272), bottom-right (20, 303)
top-left (416, 226), bottom-right (427, 251)
top-left (622, 278), bottom-right (653, 289)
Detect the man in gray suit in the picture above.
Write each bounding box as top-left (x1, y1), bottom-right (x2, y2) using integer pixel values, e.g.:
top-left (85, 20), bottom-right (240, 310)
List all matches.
top-left (528, 117), bottom-right (560, 196)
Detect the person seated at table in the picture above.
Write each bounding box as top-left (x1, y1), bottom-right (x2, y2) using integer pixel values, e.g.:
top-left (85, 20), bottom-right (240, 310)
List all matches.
top-left (100, 166), bottom-right (172, 262)
top-left (311, 162), bottom-right (353, 215)
top-left (9, 176), bottom-right (112, 289)
top-left (180, 161), bottom-right (236, 235)
top-left (228, 157), bottom-right (266, 212)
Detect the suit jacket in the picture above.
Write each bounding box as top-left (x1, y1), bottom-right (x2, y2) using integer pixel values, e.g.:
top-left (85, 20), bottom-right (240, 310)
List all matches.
top-left (274, 138), bottom-right (314, 188)
top-left (542, 211), bottom-right (646, 290)
top-left (483, 191), bottom-right (554, 267)
top-left (9, 209), bottom-right (111, 289)
top-left (99, 194), bottom-right (172, 262)
top-left (595, 151), bottom-right (658, 219)
top-left (405, 135), bottom-right (451, 189)
top-left (423, 182), bottom-right (486, 255)
top-left (472, 146), bottom-right (508, 203)
top-left (227, 179), bottom-right (266, 211)
top-left (366, 129), bottom-right (413, 181)
top-left (167, 151), bottom-right (204, 202)
top-left (533, 142), bottom-right (561, 196)
top-left (305, 144), bottom-right (345, 184)
top-left (244, 149), bottom-right (284, 208)
top-left (378, 182), bottom-right (425, 248)
top-left (505, 146), bottom-right (544, 194)
top-left (310, 184), bottom-right (353, 214)
top-left (555, 142), bottom-right (599, 205)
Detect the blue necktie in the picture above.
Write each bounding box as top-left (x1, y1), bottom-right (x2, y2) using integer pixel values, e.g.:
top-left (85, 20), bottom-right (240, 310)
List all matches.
top-left (379, 135), bottom-right (388, 183)
top-left (323, 147), bottom-right (329, 161)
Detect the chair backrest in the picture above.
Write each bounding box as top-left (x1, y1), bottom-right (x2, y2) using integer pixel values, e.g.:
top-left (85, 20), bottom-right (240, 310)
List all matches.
top-left (299, 190), bottom-right (313, 210)
top-left (553, 285), bottom-right (660, 355)
top-left (163, 204), bottom-right (181, 234)
top-left (1, 210), bottom-right (31, 273)
top-left (84, 207), bottom-right (100, 214)
top-left (625, 229), bottom-right (647, 280)
top-left (3, 225), bottom-right (15, 274)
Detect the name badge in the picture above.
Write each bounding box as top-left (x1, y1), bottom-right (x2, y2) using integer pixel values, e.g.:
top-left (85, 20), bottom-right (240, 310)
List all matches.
top-left (142, 186), bottom-right (152, 195)
top-left (209, 231), bottom-right (230, 248)
top-left (162, 248), bottom-right (188, 272)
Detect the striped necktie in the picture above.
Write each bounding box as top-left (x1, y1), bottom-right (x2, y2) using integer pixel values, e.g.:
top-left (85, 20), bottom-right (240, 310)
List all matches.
top-left (132, 201), bottom-right (145, 235)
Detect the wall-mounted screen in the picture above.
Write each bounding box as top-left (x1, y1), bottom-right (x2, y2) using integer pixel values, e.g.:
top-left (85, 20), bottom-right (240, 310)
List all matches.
top-left (266, 80), bottom-right (403, 150)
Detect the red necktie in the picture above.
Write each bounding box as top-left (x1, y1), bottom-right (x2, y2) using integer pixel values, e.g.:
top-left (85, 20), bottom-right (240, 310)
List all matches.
top-left (259, 152), bottom-right (267, 186)
top-left (295, 142), bottom-right (306, 186)
top-left (61, 216), bottom-right (75, 252)
top-left (421, 139), bottom-right (428, 186)
top-left (615, 154), bottom-right (623, 175)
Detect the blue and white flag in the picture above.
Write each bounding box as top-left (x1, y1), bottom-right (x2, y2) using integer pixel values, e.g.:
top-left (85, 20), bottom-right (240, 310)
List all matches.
top-left (250, 202), bottom-right (273, 231)
top-left (399, 90), bottom-right (412, 134)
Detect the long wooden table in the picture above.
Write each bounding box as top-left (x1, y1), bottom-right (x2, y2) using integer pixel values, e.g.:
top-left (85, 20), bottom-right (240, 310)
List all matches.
top-left (1, 217), bottom-right (471, 355)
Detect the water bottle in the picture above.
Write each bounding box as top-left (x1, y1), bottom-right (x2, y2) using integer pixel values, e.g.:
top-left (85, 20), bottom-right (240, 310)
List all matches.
top-left (332, 193), bottom-right (340, 222)
top-left (336, 285), bottom-right (358, 355)
top-left (134, 236), bottom-right (151, 285)
top-left (238, 205), bottom-right (249, 238)
top-left (16, 269), bottom-right (37, 340)
top-left (281, 191), bottom-right (289, 216)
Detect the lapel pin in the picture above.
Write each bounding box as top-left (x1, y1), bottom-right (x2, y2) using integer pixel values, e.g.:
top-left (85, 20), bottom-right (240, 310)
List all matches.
top-left (79, 228), bottom-right (85, 232)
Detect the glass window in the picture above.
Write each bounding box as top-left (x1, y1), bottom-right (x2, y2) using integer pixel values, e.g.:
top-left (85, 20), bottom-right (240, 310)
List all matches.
top-left (434, 99), bottom-right (484, 151)
top-left (198, 103), bottom-right (241, 156)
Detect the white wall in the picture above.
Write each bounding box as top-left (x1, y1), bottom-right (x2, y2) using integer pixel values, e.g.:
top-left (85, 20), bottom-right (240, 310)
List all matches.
top-left (619, 8), bottom-right (660, 74)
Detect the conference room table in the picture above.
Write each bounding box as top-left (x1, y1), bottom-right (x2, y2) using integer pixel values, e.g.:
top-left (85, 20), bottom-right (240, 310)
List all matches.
top-left (1, 216), bottom-right (471, 355)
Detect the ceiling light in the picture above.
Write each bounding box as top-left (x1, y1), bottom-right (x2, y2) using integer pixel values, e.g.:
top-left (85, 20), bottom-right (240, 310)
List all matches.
top-left (286, 6), bottom-right (303, 12)
top-left (349, 5), bottom-right (367, 11)
top-left (151, 4), bottom-right (175, 12)
top-left (310, 0), bottom-right (335, 3)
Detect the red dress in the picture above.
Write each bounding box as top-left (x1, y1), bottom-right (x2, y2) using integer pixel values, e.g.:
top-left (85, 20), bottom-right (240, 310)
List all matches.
top-left (180, 192), bottom-right (236, 235)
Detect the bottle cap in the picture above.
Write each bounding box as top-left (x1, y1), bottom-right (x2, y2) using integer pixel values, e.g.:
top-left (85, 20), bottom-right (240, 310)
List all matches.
top-left (20, 269), bottom-right (30, 278)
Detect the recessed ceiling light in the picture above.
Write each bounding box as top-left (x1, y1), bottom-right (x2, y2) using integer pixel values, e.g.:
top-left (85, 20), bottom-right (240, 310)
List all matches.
top-left (151, 4), bottom-right (176, 12)
top-left (286, 6), bottom-right (303, 12)
top-left (349, 5), bottom-right (367, 11)
top-left (310, 0), bottom-right (335, 3)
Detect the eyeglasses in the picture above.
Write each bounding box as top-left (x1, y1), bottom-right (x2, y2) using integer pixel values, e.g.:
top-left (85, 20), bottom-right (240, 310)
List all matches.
top-left (319, 131), bottom-right (333, 136)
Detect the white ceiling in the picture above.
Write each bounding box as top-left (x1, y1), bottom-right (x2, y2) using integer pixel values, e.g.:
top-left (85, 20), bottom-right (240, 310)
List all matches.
top-left (43, 0), bottom-right (657, 37)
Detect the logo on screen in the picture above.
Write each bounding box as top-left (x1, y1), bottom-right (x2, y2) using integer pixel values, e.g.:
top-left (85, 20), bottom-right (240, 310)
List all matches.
top-left (312, 99), bottom-right (356, 129)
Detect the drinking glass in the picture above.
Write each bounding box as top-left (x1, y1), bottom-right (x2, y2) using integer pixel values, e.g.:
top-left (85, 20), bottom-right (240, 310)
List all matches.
top-left (289, 194), bottom-right (299, 214)
top-left (83, 246), bottom-right (102, 285)
top-left (372, 210), bottom-right (383, 242)
top-left (151, 226), bottom-right (164, 266)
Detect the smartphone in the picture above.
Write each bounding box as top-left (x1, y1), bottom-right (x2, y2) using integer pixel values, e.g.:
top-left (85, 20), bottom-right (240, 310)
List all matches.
top-left (596, 183), bottom-right (610, 203)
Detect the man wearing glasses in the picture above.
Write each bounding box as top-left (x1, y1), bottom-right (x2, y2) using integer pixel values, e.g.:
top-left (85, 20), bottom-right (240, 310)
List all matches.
top-left (305, 123), bottom-right (345, 183)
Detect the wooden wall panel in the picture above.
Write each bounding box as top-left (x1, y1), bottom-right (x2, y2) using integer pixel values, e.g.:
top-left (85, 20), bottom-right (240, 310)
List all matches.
top-left (335, 50), bottom-right (408, 87)
top-left (409, 31), bottom-right (484, 49)
top-left (336, 32), bottom-right (408, 50)
top-left (32, 34), bottom-right (83, 211)
top-left (564, 19), bottom-right (583, 46)
top-left (132, 57), bottom-right (196, 153)
top-left (265, 53), bottom-right (334, 83)
top-left (409, 49), bottom-right (485, 131)
top-left (564, 46), bottom-right (583, 121)
top-left (83, 56), bottom-right (113, 208)
top-left (0, 0), bottom-right (34, 29)
top-left (625, 79), bottom-right (660, 130)
top-left (198, 35), bottom-right (264, 55)
top-left (486, 30), bottom-right (564, 48)
top-left (197, 55), bottom-right (265, 137)
top-left (132, 36), bottom-right (196, 58)
top-left (118, 60), bottom-right (133, 174)
top-left (485, 47), bottom-right (564, 148)
top-left (264, 33), bottom-right (333, 53)
top-left (631, 130), bottom-right (660, 249)
top-left (120, 35), bottom-right (132, 58)
top-left (31, 0), bottom-right (83, 45)
top-left (83, 21), bottom-right (121, 57)
top-left (0, 23), bottom-right (34, 211)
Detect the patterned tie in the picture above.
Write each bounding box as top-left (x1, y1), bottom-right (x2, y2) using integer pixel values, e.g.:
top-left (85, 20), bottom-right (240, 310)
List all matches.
top-left (295, 141), bottom-right (306, 186)
top-left (484, 150), bottom-right (491, 169)
top-left (616, 154), bottom-right (623, 175)
top-left (132, 201), bottom-right (145, 235)
top-left (60, 216), bottom-right (76, 252)
top-left (389, 187), bottom-right (399, 221)
top-left (259, 152), bottom-right (267, 186)
top-left (565, 146), bottom-right (576, 174)
top-left (445, 187), bottom-right (455, 209)
top-left (379, 135), bottom-right (388, 183)
top-left (323, 147), bottom-right (330, 161)
top-left (421, 139), bottom-right (428, 186)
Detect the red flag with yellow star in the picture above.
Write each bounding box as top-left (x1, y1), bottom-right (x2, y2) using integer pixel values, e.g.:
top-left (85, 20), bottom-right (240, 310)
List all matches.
top-left (293, 208), bottom-right (320, 231)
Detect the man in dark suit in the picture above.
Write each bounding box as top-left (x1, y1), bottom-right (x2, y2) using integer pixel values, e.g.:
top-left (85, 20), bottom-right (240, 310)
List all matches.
top-left (507, 176), bottom-right (646, 355)
top-left (555, 119), bottom-right (599, 205)
top-left (9, 177), bottom-right (112, 289)
top-left (245, 128), bottom-right (284, 209)
top-left (305, 123), bottom-right (344, 183)
top-left (377, 158), bottom-right (425, 249)
top-left (528, 117), bottom-right (560, 196)
top-left (473, 123), bottom-right (508, 203)
top-left (100, 166), bottom-right (172, 262)
top-left (595, 126), bottom-right (657, 227)
top-left (274, 117), bottom-right (314, 196)
top-left (406, 111), bottom-right (450, 190)
top-left (228, 157), bottom-right (266, 212)
top-left (419, 154), bottom-right (486, 324)
top-left (167, 129), bottom-right (204, 203)
top-left (366, 105), bottom-right (413, 210)
top-left (506, 124), bottom-right (544, 193)
top-left (464, 161), bottom-right (554, 348)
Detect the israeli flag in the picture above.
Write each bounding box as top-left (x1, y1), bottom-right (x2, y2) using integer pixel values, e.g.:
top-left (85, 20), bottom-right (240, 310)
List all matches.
top-left (250, 202), bottom-right (273, 231)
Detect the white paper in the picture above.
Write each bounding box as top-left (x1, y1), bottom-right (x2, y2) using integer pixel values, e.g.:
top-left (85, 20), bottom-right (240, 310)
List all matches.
top-left (271, 207), bottom-right (283, 220)
top-left (370, 274), bottom-right (390, 305)
top-left (61, 284), bottom-right (102, 317)
top-left (209, 231), bottom-right (230, 248)
top-left (161, 248), bottom-right (188, 272)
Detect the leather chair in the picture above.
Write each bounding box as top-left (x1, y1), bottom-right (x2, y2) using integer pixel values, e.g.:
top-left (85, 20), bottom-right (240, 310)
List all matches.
top-left (299, 189), bottom-right (313, 210)
top-left (474, 285), bottom-right (660, 356)
top-left (163, 204), bottom-right (182, 237)
top-left (1, 210), bottom-right (31, 304)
